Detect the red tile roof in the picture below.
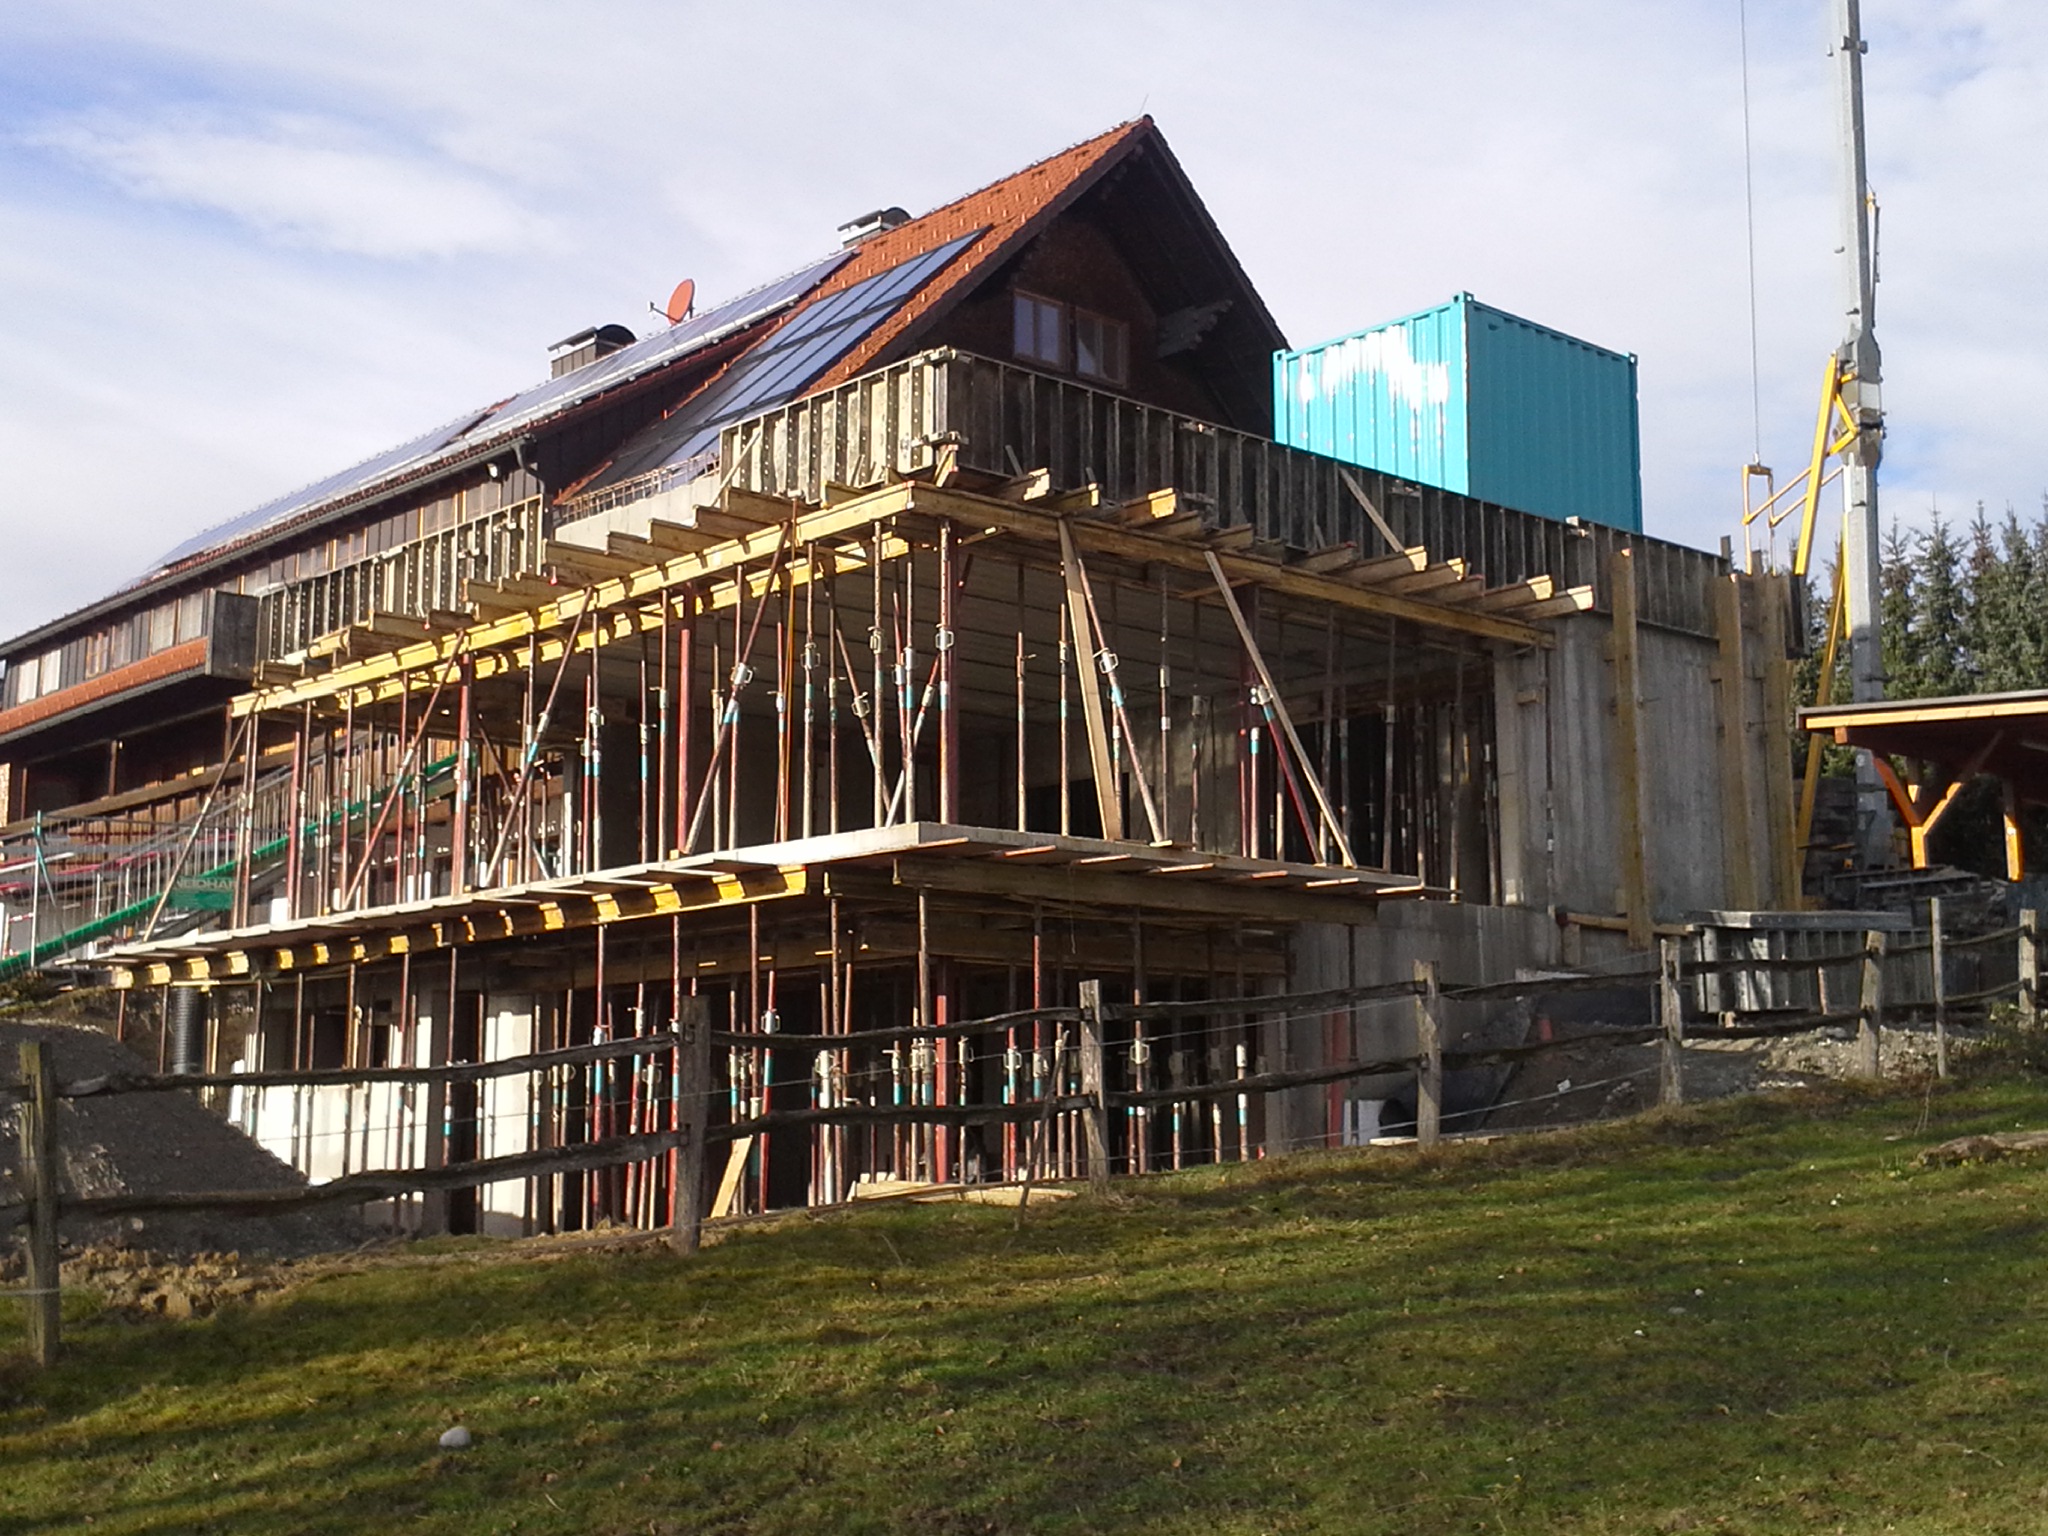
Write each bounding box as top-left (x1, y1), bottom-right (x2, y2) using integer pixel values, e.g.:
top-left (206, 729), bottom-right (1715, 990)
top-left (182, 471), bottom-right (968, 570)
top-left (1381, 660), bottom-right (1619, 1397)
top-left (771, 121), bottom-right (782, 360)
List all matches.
top-left (805, 119), bottom-right (1155, 390)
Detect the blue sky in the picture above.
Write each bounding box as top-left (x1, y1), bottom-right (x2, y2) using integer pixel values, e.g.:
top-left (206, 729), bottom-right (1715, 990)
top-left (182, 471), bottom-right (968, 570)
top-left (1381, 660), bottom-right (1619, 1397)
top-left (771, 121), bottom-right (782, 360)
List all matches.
top-left (2, 0), bottom-right (2043, 634)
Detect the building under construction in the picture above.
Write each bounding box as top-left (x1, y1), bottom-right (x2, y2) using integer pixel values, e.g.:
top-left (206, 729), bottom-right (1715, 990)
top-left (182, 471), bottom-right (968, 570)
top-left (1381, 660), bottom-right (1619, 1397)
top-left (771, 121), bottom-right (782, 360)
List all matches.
top-left (0, 120), bottom-right (1800, 1232)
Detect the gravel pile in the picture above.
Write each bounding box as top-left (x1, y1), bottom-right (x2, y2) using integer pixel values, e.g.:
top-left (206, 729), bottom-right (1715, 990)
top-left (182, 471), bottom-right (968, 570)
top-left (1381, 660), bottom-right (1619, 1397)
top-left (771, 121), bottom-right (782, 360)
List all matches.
top-left (0, 1018), bottom-right (365, 1258)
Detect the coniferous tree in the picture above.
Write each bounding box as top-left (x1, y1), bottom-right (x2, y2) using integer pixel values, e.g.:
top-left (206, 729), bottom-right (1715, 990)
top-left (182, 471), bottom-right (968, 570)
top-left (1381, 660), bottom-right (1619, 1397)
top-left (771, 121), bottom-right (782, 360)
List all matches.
top-left (1879, 516), bottom-right (1918, 694)
top-left (1910, 512), bottom-right (1970, 696)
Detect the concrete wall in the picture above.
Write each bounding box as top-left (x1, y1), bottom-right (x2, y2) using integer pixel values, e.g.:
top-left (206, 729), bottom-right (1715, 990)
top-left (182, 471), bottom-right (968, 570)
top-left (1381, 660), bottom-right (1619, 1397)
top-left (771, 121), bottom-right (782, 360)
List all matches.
top-left (1269, 902), bottom-right (1560, 1152)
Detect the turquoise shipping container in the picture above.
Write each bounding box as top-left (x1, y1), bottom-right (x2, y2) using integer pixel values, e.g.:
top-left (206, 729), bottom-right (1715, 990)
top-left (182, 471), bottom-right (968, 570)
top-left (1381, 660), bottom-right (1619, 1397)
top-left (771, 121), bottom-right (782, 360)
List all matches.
top-left (1272, 293), bottom-right (1642, 532)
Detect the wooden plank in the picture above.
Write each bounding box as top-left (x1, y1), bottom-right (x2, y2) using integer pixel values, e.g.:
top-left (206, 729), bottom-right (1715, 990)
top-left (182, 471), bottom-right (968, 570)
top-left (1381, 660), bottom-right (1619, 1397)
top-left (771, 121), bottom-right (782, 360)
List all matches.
top-left (1204, 550), bottom-right (1358, 867)
top-left (645, 518), bottom-right (722, 554)
top-left (1610, 547), bottom-right (1654, 950)
top-left (1295, 542), bottom-right (1361, 576)
top-left (1372, 559), bottom-right (1468, 597)
top-left (896, 853), bottom-right (1408, 926)
top-left (1338, 467), bottom-right (1405, 555)
top-left (1414, 961), bottom-right (1442, 1148)
top-left (997, 467), bottom-right (1052, 501)
top-left (1042, 484), bottom-right (1102, 513)
top-left (711, 1137), bottom-right (753, 1219)
top-left (544, 542), bottom-right (645, 580)
top-left (1472, 574), bottom-right (1556, 612)
top-left (698, 506), bottom-right (784, 540)
top-left (720, 487), bottom-right (800, 523)
top-left (18, 1041), bottom-right (59, 1366)
top-left (1115, 488), bottom-right (1180, 525)
top-left (1713, 574), bottom-right (1760, 910)
top-left (1756, 572), bottom-right (1802, 907)
top-left (1339, 546), bottom-right (1430, 582)
top-left (671, 995), bottom-right (711, 1253)
top-left (1057, 519), bottom-right (1125, 842)
top-left (1077, 979), bottom-right (1111, 1192)
top-left (1519, 587), bottom-right (1597, 621)
top-left (606, 531), bottom-right (665, 563)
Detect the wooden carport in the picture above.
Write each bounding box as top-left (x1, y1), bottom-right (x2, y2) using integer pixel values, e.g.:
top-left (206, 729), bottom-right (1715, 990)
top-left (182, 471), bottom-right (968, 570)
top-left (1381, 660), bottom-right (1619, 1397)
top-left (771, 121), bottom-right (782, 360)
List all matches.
top-left (1801, 689), bottom-right (2048, 878)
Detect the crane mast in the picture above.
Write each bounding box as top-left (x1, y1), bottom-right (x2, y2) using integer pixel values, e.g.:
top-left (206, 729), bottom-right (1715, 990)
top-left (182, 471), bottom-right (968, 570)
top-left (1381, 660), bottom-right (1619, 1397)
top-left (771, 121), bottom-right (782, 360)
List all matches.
top-left (1832, 0), bottom-right (1890, 863)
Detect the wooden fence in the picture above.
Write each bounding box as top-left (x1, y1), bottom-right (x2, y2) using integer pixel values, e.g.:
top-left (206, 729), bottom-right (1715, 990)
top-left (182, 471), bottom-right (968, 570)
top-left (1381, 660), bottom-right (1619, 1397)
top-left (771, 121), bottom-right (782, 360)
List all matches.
top-left (6, 908), bottom-right (2040, 1366)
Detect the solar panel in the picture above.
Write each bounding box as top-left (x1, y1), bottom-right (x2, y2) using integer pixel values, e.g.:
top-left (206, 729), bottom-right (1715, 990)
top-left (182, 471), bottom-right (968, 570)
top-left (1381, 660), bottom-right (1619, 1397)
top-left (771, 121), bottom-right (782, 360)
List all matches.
top-left (455, 248), bottom-right (853, 444)
top-left (607, 230), bottom-right (987, 481)
top-left (148, 405), bottom-right (495, 571)
top-left (140, 248), bottom-right (855, 577)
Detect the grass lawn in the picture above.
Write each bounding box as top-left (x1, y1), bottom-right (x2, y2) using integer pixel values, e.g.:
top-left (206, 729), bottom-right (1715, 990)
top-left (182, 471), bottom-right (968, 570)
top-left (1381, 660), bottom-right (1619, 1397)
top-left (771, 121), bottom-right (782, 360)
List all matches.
top-left (7, 1076), bottom-right (2048, 1534)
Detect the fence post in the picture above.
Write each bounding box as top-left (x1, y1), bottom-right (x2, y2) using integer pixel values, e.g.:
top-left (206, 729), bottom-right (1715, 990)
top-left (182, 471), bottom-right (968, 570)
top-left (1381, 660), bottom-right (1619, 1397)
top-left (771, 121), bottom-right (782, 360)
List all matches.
top-left (17, 1041), bottom-right (60, 1366)
top-left (2021, 909), bottom-right (2039, 1027)
top-left (1929, 897), bottom-right (1949, 1080)
top-left (1414, 960), bottom-right (1442, 1148)
top-left (1857, 930), bottom-right (1885, 1079)
top-left (1658, 937), bottom-right (1685, 1107)
top-left (669, 995), bottom-right (711, 1255)
top-left (1077, 980), bottom-right (1112, 1192)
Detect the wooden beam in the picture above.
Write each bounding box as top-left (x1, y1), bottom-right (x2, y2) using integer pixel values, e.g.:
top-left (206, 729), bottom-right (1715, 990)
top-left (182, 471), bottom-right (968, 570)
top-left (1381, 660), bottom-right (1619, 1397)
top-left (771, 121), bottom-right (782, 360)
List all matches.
top-left (1472, 574), bottom-right (1556, 612)
top-left (645, 518), bottom-right (722, 554)
top-left (893, 854), bottom-right (1407, 926)
top-left (1203, 551), bottom-right (1358, 867)
top-left (1713, 574), bottom-right (1759, 910)
top-left (1610, 547), bottom-right (1654, 949)
top-left (1757, 572), bottom-right (1802, 907)
top-left (1057, 518), bottom-right (1125, 842)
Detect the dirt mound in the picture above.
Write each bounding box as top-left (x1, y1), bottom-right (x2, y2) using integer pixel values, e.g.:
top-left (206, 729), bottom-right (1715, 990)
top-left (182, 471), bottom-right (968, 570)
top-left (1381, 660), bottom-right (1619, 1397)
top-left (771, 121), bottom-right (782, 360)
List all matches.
top-left (1, 1019), bottom-right (365, 1258)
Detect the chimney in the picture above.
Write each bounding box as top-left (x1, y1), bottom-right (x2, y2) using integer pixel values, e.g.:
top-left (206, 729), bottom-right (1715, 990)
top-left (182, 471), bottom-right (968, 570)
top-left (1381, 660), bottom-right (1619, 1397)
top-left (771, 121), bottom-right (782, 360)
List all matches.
top-left (836, 207), bottom-right (910, 247)
top-left (548, 323), bottom-right (637, 379)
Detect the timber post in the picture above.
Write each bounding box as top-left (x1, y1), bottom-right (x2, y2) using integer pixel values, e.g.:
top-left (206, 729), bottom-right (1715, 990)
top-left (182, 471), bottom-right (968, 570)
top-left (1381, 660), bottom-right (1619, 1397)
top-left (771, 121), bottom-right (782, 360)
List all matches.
top-left (1414, 960), bottom-right (1442, 1148)
top-left (1658, 936), bottom-right (1685, 1107)
top-left (1929, 898), bottom-right (1949, 1080)
top-left (2021, 909), bottom-right (2040, 1027)
top-left (17, 1041), bottom-right (60, 1366)
top-left (1077, 980), bottom-right (1112, 1192)
top-left (669, 994), bottom-right (712, 1255)
top-left (1857, 930), bottom-right (1885, 1079)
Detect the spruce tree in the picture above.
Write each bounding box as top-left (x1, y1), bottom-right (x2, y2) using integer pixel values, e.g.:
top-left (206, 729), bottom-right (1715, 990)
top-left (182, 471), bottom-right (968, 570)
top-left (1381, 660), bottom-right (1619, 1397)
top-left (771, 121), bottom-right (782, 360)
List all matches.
top-left (1912, 512), bottom-right (1969, 696)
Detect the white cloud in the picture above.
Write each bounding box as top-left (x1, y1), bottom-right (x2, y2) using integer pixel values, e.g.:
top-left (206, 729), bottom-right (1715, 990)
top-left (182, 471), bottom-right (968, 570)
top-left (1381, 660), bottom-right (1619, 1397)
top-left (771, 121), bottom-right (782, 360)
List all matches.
top-left (28, 111), bottom-right (544, 259)
top-left (0, 0), bottom-right (2042, 634)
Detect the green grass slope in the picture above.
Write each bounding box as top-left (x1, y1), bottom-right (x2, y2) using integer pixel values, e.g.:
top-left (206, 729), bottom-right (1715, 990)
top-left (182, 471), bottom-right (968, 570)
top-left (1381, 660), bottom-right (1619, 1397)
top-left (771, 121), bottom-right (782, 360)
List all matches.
top-left (7, 1079), bottom-right (2048, 1535)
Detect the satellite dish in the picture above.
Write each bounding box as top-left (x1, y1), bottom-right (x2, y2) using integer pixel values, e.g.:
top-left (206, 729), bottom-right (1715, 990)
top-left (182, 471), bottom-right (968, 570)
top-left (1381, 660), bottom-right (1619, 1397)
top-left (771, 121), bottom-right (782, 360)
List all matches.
top-left (664, 278), bottom-right (696, 325)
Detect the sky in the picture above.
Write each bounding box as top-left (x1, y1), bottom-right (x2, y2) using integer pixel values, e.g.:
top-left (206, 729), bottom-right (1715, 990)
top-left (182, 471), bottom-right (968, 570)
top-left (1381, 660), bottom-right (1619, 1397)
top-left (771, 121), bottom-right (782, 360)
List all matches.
top-left (1, 0), bottom-right (2043, 638)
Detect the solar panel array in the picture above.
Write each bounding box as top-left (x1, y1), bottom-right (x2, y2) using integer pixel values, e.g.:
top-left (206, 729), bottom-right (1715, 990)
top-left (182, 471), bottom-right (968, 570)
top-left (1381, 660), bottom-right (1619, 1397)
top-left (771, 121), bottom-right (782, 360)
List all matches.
top-left (141, 248), bottom-right (855, 578)
top-left (594, 230), bottom-right (987, 488)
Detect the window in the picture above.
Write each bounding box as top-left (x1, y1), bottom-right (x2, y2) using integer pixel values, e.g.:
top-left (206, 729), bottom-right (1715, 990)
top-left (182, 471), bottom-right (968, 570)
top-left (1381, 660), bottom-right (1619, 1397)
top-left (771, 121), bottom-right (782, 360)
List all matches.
top-left (1013, 293), bottom-right (1066, 368)
top-left (1013, 292), bottom-right (1128, 385)
top-left (1073, 309), bottom-right (1128, 385)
